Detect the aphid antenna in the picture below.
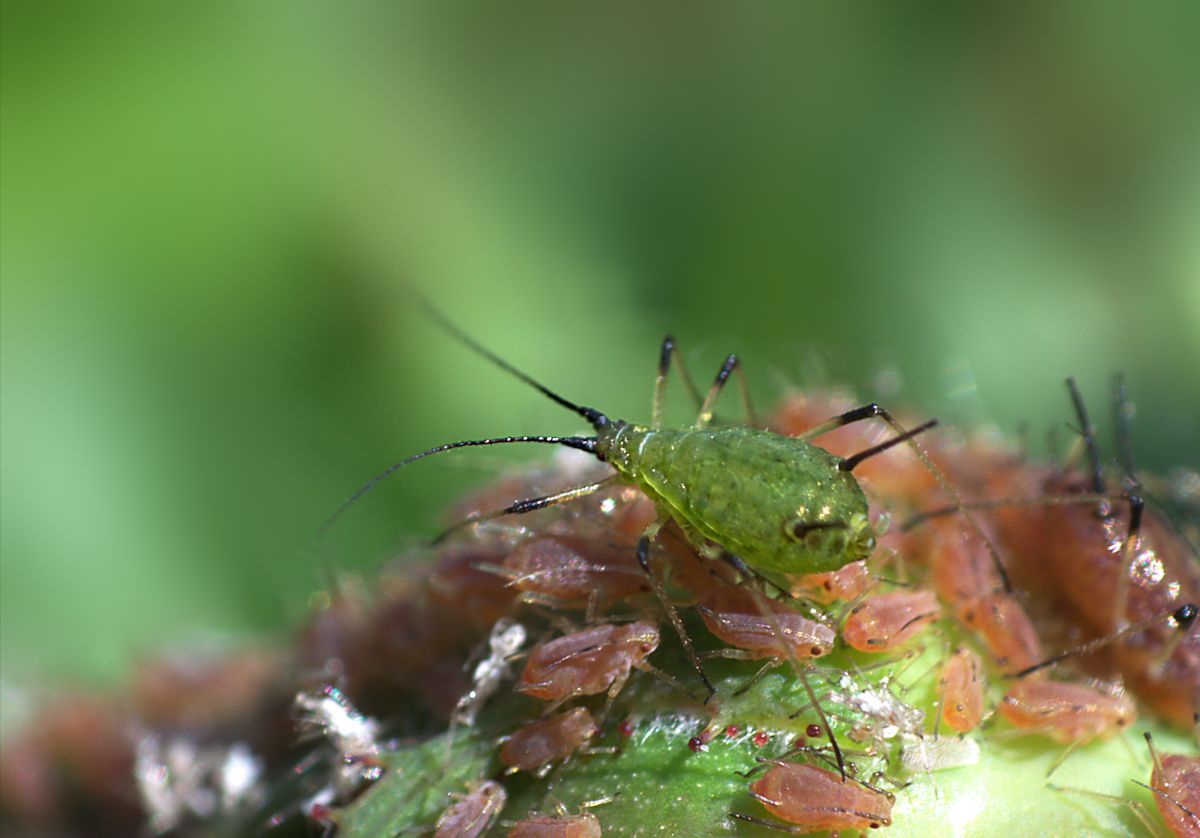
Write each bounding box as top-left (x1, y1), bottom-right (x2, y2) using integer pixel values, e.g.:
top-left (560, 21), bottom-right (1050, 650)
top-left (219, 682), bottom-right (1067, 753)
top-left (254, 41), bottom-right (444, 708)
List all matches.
top-left (314, 435), bottom-right (598, 541)
top-left (837, 419), bottom-right (939, 473)
top-left (801, 402), bottom-right (1015, 593)
top-left (423, 300), bottom-right (611, 431)
top-left (1014, 603), bottom-right (1197, 679)
top-left (898, 491), bottom-right (1125, 531)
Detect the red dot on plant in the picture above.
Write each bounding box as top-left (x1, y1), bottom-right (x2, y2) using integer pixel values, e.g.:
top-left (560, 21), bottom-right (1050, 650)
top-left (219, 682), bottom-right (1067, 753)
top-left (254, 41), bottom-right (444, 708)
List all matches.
top-left (687, 736), bottom-right (703, 752)
top-left (617, 720), bottom-right (634, 738)
top-left (806, 723), bottom-right (822, 738)
top-left (752, 730), bottom-right (769, 747)
top-left (724, 724), bottom-right (739, 738)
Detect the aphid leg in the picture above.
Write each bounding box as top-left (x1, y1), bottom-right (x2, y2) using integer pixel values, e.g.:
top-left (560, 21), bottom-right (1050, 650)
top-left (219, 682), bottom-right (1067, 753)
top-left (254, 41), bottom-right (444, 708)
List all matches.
top-left (694, 353), bottom-right (757, 429)
top-left (635, 524), bottom-right (716, 700)
top-left (722, 550), bottom-right (847, 779)
top-left (651, 335), bottom-right (703, 427)
top-left (1069, 376), bottom-right (1143, 632)
top-left (1046, 784), bottom-right (1164, 838)
top-left (694, 647), bottom-right (778, 697)
top-left (1044, 737), bottom-right (1085, 780)
top-left (433, 477), bottom-right (617, 544)
top-left (727, 813), bottom-right (811, 834)
top-left (1014, 602), bottom-right (1196, 678)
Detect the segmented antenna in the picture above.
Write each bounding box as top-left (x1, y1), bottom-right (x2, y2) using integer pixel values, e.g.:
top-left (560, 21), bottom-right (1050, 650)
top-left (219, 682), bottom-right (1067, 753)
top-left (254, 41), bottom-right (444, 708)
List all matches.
top-left (315, 436), bottom-right (596, 541)
top-left (423, 301), bottom-right (610, 430)
top-left (839, 419), bottom-right (939, 472)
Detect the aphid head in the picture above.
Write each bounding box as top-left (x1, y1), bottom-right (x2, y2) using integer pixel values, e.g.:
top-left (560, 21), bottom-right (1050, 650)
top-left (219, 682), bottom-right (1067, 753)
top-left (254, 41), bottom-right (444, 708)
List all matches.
top-left (785, 511), bottom-right (875, 569)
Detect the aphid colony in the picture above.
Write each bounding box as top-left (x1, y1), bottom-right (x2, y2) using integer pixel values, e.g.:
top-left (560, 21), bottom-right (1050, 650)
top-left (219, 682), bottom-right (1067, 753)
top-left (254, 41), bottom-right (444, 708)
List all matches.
top-left (1, 325), bottom-right (1197, 836)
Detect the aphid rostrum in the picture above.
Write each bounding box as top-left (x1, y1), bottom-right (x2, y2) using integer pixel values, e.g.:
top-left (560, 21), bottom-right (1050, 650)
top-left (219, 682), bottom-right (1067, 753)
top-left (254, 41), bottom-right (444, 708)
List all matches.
top-left (318, 306), bottom-right (999, 770)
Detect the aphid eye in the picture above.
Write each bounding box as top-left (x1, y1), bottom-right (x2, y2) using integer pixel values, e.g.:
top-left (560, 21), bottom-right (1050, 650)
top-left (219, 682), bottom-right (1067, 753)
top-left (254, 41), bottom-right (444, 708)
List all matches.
top-left (787, 519), bottom-right (849, 544)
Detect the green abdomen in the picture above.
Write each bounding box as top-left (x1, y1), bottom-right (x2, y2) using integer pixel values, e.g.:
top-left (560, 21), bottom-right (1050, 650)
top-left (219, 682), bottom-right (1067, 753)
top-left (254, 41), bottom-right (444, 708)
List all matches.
top-left (601, 425), bottom-right (871, 575)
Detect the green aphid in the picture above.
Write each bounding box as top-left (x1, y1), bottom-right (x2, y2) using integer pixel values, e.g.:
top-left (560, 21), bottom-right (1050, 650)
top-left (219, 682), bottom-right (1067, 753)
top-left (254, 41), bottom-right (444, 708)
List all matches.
top-left (599, 421), bottom-right (878, 576)
top-left (320, 314), bottom-right (930, 581)
top-left (318, 306), bottom-right (967, 771)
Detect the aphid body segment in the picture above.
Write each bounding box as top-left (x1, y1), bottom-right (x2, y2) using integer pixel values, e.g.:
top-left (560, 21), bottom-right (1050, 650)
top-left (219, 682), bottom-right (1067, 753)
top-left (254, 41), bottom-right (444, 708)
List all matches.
top-left (507, 811), bottom-right (602, 838)
top-left (998, 680), bottom-right (1135, 743)
top-left (956, 593), bottom-right (1044, 677)
top-left (842, 590), bottom-right (940, 653)
top-left (499, 707), bottom-right (598, 773)
top-left (739, 761), bottom-right (893, 833)
top-left (597, 423), bottom-right (877, 576)
top-left (433, 780), bottom-right (507, 838)
top-left (698, 587), bottom-right (835, 661)
top-left (517, 622), bottom-right (659, 702)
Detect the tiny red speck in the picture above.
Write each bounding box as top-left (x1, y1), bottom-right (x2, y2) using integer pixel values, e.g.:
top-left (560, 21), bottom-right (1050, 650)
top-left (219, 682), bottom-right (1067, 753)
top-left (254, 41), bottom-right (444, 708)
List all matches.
top-left (724, 724), bottom-right (739, 738)
top-left (806, 723), bottom-right (821, 738)
top-left (752, 731), bottom-right (769, 747)
top-left (687, 736), bottom-right (703, 752)
top-left (309, 804), bottom-right (331, 821)
top-left (792, 737), bottom-right (806, 750)
top-left (617, 720), bottom-right (634, 738)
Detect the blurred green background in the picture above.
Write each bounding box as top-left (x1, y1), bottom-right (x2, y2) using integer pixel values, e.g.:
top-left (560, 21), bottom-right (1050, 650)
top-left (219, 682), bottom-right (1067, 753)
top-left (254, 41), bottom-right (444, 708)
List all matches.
top-left (3, 3), bottom-right (1198, 686)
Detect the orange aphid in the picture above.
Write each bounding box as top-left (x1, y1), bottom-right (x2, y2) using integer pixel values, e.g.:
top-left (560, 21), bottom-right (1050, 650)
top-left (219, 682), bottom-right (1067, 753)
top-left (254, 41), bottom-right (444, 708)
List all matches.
top-left (790, 560), bottom-right (872, 604)
top-left (1144, 733), bottom-right (1200, 838)
top-left (500, 536), bottom-right (647, 608)
top-left (698, 587), bottom-right (836, 661)
top-left (924, 519), bottom-right (1005, 607)
top-left (741, 761), bottom-right (893, 833)
top-left (842, 590), bottom-right (940, 652)
top-left (434, 780), bottom-right (507, 838)
top-left (956, 593), bottom-right (1043, 676)
top-left (998, 680), bottom-right (1135, 743)
top-left (937, 648), bottom-right (985, 733)
top-left (1032, 500), bottom-right (1200, 728)
top-left (499, 708), bottom-right (598, 773)
top-left (517, 622), bottom-right (659, 702)
top-left (507, 811), bottom-right (602, 838)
